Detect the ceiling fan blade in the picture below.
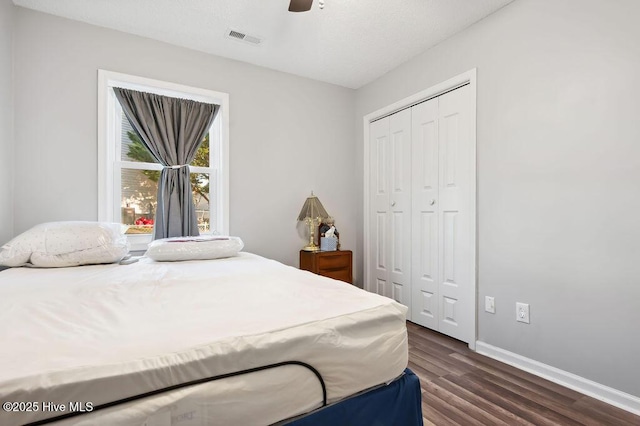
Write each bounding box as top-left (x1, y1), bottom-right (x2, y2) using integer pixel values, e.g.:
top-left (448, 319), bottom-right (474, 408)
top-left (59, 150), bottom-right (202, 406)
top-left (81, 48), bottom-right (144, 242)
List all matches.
top-left (289, 0), bottom-right (313, 12)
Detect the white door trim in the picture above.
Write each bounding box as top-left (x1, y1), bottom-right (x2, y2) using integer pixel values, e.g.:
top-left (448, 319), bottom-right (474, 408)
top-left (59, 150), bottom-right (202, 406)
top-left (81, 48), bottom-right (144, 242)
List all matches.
top-left (363, 68), bottom-right (477, 349)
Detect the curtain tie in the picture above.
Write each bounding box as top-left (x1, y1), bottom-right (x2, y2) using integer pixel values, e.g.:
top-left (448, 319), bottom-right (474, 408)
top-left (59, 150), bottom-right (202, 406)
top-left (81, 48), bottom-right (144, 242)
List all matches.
top-left (166, 164), bottom-right (189, 169)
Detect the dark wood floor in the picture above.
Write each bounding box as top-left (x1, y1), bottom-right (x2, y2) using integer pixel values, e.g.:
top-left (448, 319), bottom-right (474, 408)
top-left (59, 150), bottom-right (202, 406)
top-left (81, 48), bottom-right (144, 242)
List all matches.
top-left (406, 322), bottom-right (640, 426)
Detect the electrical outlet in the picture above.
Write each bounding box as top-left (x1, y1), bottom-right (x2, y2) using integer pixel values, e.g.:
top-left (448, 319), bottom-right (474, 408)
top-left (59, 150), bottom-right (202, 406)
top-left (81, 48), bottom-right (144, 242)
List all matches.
top-left (485, 296), bottom-right (495, 314)
top-left (516, 302), bottom-right (530, 324)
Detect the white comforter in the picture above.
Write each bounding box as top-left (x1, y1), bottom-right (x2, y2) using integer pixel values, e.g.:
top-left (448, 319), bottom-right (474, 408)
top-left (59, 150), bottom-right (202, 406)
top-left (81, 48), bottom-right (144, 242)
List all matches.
top-left (0, 253), bottom-right (408, 425)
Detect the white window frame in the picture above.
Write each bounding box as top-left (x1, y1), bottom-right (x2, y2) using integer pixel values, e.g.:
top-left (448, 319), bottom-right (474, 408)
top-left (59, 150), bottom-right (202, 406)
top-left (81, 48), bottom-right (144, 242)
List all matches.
top-left (98, 70), bottom-right (229, 251)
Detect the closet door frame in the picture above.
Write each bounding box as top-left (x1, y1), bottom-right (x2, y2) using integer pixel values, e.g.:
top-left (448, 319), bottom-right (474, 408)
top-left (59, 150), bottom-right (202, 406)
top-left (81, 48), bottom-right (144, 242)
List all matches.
top-left (363, 69), bottom-right (477, 350)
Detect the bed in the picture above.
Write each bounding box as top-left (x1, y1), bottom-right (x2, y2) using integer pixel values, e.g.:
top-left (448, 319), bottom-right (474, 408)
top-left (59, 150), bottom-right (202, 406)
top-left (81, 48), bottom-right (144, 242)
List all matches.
top-left (0, 252), bottom-right (421, 425)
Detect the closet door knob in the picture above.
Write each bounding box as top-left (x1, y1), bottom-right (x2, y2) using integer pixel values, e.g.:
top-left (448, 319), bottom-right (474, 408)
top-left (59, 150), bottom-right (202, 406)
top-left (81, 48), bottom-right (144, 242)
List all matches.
top-left (430, 199), bottom-right (436, 206)
top-left (391, 201), bottom-right (396, 207)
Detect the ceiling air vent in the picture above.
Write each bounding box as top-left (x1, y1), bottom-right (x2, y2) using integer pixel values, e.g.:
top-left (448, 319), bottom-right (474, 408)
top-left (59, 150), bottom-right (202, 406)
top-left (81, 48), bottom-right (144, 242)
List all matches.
top-left (226, 29), bottom-right (263, 46)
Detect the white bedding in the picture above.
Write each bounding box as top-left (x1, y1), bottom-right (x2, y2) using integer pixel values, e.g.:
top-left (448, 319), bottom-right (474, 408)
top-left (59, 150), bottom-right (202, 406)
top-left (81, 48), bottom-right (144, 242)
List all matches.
top-left (0, 252), bottom-right (408, 425)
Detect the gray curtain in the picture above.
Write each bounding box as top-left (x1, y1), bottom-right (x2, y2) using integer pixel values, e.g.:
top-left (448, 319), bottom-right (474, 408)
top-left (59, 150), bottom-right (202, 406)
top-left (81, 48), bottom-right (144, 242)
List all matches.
top-left (114, 88), bottom-right (219, 239)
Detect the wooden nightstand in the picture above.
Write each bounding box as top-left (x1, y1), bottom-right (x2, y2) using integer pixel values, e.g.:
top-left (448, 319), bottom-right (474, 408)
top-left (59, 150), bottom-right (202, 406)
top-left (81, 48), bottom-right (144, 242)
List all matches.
top-left (299, 250), bottom-right (353, 284)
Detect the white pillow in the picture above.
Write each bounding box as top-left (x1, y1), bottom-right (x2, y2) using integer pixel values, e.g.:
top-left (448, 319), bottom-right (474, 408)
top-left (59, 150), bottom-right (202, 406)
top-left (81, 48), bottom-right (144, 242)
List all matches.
top-left (145, 236), bottom-right (244, 262)
top-left (0, 222), bottom-right (129, 267)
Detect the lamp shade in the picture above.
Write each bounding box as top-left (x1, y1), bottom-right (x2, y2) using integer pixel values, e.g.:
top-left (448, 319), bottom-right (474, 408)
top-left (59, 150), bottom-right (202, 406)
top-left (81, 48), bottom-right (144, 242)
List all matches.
top-left (297, 192), bottom-right (329, 221)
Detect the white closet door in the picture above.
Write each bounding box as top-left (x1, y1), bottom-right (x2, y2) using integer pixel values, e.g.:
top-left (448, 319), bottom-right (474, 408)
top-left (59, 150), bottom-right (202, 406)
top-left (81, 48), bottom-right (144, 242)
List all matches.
top-left (369, 117), bottom-right (390, 298)
top-left (388, 109), bottom-right (412, 311)
top-left (410, 85), bottom-right (473, 343)
top-left (368, 78), bottom-right (475, 345)
top-left (368, 110), bottom-right (412, 312)
top-left (437, 85), bottom-right (473, 343)
top-left (411, 98), bottom-right (439, 330)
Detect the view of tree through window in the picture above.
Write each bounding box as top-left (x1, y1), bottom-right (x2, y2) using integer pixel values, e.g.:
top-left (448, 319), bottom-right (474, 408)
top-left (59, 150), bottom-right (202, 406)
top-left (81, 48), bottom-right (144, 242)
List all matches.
top-left (120, 114), bottom-right (211, 234)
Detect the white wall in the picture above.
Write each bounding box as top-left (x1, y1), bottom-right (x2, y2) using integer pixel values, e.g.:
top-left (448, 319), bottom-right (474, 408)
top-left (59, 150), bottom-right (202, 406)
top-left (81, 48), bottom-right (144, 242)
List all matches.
top-left (12, 7), bottom-right (356, 268)
top-left (356, 0), bottom-right (640, 397)
top-left (0, 0), bottom-right (14, 245)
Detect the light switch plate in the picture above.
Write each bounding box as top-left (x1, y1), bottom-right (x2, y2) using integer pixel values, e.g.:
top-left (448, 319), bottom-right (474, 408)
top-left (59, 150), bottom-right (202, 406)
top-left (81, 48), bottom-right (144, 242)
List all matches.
top-left (485, 296), bottom-right (495, 314)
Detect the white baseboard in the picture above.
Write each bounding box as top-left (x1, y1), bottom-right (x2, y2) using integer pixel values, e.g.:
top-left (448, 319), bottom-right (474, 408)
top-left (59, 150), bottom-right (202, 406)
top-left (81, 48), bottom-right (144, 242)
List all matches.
top-left (475, 341), bottom-right (640, 416)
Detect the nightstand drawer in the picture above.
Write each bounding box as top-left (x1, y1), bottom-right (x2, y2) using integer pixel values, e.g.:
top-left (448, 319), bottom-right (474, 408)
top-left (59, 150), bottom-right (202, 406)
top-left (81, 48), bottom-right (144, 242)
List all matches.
top-left (317, 253), bottom-right (350, 271)
top-left (322, 268), bottom-right (352, 283)
top-left (299, 250), bottom-right (353, 284)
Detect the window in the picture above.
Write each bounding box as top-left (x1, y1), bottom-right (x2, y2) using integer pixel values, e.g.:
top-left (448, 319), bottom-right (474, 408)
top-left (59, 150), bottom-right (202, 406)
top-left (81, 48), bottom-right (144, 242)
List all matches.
top-left (98, 70), bottom-right (229, 250)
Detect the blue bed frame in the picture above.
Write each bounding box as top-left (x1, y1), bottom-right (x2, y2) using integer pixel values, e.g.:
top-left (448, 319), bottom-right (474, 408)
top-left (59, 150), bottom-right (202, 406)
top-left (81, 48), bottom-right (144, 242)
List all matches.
top-left (284, 368), bottom-right (423, 426)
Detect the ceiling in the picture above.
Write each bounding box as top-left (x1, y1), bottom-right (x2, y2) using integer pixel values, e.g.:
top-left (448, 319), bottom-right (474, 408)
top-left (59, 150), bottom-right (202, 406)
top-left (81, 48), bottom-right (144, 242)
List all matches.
top-left (13, 0), bottom-right (514, 89)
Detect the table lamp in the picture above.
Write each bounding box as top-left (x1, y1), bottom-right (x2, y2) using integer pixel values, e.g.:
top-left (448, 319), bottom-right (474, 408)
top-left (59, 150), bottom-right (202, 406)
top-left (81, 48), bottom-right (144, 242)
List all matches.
top-left (297, 191), bottom-right (329, 251)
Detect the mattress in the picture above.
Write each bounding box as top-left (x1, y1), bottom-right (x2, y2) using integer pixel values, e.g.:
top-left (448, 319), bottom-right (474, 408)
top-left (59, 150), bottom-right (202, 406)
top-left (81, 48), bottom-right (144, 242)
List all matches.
top-left (0, 252), bottom-right (408, 425)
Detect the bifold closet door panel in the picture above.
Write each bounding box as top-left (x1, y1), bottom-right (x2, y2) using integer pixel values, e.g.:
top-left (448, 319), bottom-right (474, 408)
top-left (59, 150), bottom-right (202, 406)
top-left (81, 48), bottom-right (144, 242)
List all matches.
top-left (437, 85), bottom-right (473, 344)
top-left (368, 109), bottom-right (412, 313)
top-left (388, 109), bottom-right (412, 312)
top-left (410, 97), bottom-right (439, 330)
top-left (369, 117), bottom-right (390, 298)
